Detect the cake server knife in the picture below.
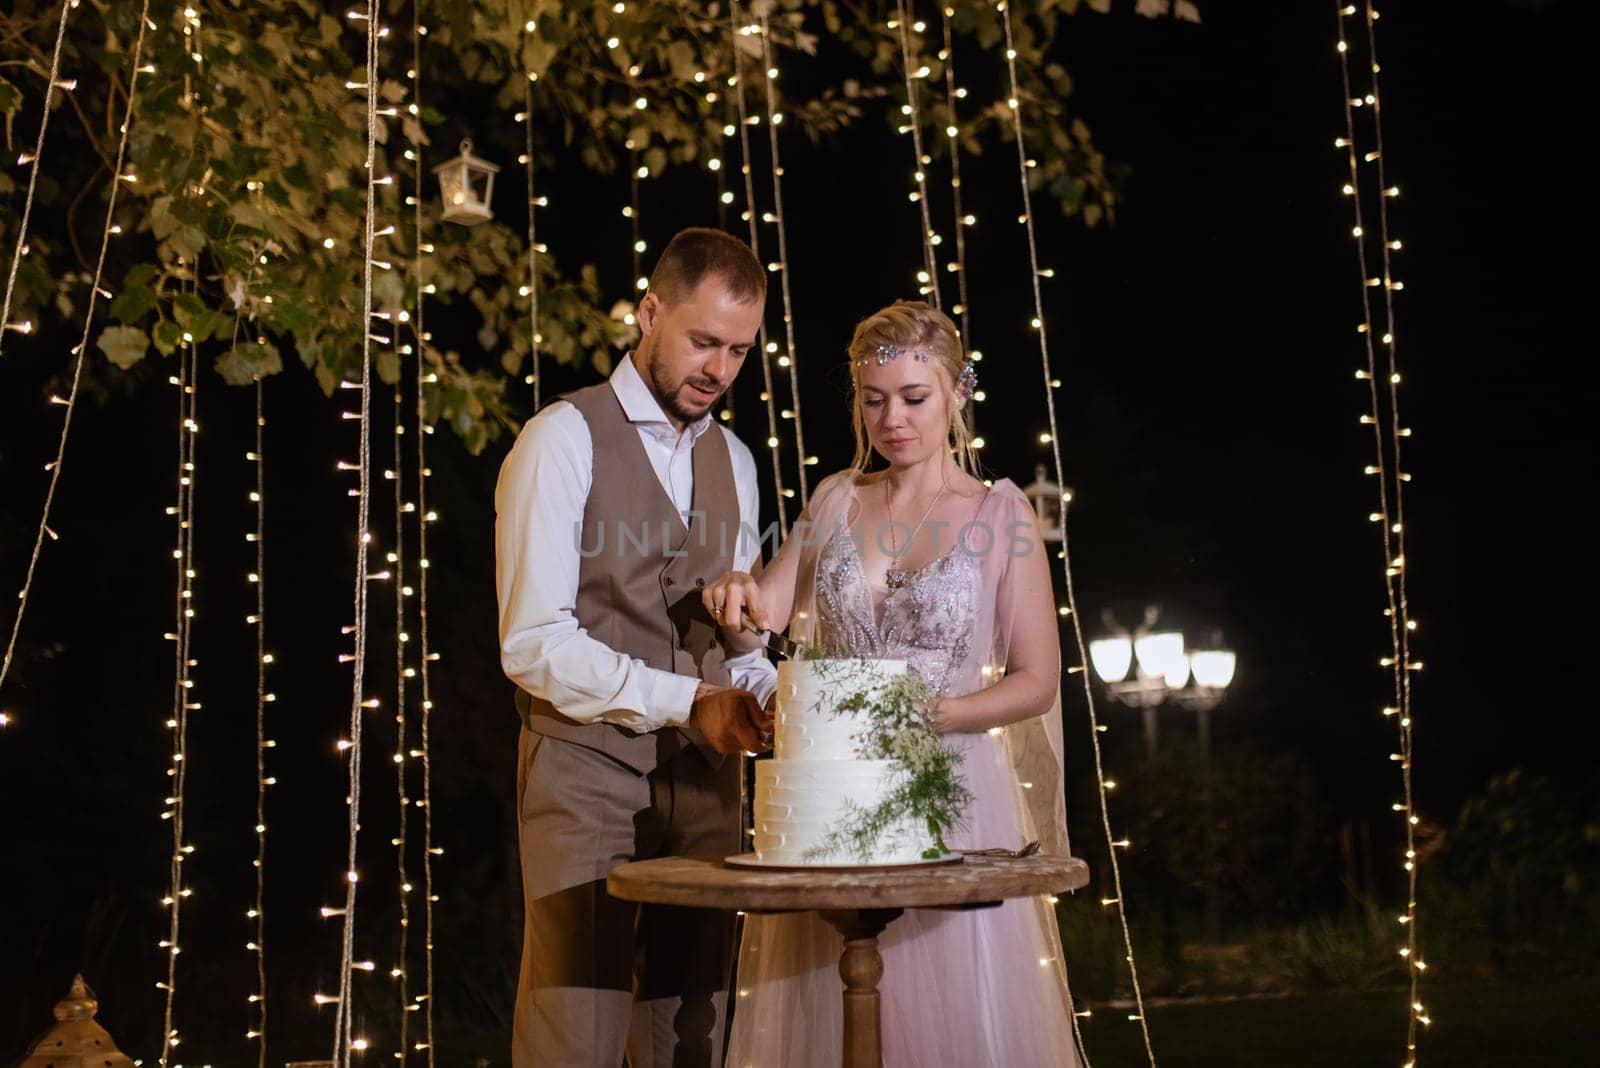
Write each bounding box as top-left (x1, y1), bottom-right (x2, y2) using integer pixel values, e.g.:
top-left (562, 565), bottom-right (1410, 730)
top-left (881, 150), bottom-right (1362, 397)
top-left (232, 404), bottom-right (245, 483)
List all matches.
top-left (695, 578), bottom-right (805, 659)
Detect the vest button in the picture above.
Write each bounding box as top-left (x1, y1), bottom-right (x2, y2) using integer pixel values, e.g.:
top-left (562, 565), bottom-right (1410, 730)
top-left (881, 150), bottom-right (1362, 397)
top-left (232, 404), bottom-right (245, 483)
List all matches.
top-left (662, 576), bottom-right (675, 587)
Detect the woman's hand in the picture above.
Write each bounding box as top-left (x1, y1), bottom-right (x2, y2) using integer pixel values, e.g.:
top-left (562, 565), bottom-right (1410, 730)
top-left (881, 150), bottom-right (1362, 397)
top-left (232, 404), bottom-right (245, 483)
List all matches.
top-left (699, 571), bottom-right (772, 634)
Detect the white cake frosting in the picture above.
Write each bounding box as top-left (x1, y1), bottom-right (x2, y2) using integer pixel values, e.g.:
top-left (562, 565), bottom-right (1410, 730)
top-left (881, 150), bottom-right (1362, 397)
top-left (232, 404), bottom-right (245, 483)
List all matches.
top-left (752, 658), bottom-right (933, 865)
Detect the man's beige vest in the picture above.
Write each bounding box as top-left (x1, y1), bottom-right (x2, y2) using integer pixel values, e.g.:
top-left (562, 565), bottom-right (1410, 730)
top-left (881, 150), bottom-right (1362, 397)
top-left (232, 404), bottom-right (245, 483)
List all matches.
top-left (514, 380), bottom-right (739, 773)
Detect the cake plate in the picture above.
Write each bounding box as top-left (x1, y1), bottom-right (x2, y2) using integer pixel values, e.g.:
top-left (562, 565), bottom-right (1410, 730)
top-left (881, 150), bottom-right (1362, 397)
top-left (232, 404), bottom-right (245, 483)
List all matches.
top-left (724, 851), bottom-right (962, 872)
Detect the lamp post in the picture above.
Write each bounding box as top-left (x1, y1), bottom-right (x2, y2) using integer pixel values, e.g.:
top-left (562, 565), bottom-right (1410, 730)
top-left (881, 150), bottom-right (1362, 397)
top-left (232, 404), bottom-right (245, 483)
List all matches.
top-left (1089, 607), bottom-right (1237, 942)
top-left (1086, 606), bottom-right (1197, 758)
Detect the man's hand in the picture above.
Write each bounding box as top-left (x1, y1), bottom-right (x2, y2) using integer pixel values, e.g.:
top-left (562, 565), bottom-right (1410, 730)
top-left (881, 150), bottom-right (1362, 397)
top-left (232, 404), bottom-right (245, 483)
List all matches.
top-left (690, 683), bottom-right (770, 754)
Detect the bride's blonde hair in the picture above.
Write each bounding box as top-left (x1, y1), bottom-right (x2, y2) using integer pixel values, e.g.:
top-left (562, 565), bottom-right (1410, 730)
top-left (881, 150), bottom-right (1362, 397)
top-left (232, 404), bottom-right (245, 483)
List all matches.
top-left (845, 300), bottom-right (978, 475)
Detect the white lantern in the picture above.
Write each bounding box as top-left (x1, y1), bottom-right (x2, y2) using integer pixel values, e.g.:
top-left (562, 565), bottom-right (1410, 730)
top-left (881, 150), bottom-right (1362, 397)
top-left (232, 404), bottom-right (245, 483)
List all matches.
top-left (1022, 463), bottom-right (1066, 543)
top-left (433, 139), bottom-right (500, 225)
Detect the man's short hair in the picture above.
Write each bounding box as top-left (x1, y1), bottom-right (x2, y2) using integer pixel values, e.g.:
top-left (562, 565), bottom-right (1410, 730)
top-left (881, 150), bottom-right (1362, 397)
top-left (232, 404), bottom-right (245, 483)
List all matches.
top-left (647, 228), bottom-right (766, 308)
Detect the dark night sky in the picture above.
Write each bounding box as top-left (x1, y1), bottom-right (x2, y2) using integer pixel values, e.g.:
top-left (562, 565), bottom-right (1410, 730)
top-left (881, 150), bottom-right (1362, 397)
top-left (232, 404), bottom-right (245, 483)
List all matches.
top-left (0, 0), bottom-right (1587, 1060)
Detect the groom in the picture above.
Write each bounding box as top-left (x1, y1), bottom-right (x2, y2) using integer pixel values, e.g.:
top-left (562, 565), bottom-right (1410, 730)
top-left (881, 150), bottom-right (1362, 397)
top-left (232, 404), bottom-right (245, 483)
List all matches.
top-left (496, 227), bottom-right (777, 1068)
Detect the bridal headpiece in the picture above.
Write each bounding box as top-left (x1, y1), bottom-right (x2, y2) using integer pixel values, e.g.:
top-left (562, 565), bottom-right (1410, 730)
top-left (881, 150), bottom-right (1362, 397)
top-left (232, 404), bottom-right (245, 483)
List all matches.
top-left (857, 342), bottom-right (930, 366)
top-left (854, 343), bottom-right (979, 403)
top-left (954, 359), bottom-right (978, 402)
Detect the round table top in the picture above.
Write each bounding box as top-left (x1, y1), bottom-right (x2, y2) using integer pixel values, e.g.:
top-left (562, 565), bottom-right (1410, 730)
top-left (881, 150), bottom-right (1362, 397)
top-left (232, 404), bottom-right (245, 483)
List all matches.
top-left (608, 852), bottom-right (1089, 912)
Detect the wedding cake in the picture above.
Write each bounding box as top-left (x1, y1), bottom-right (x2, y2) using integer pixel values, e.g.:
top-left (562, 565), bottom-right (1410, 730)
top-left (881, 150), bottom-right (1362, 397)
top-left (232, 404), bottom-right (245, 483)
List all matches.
top-left (752, 658), bottom-right (949, 865)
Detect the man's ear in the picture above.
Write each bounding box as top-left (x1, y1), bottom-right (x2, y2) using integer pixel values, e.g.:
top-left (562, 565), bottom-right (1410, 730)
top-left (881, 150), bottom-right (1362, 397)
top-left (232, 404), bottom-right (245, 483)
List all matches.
top-left (637, 290), bottom-right (664, 336)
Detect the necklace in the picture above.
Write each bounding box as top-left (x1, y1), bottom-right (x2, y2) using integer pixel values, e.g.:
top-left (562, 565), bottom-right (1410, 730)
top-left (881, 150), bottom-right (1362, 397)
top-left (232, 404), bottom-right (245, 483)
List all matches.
top-left (883, 467), bottom-right (951, 589)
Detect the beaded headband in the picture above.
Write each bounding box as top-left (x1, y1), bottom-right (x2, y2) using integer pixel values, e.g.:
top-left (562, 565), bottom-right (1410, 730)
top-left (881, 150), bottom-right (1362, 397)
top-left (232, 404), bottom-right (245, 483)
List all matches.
top-left (856, 342), bottom-right (931, 366)
top-left (853, 344), bottom-right (979, 403)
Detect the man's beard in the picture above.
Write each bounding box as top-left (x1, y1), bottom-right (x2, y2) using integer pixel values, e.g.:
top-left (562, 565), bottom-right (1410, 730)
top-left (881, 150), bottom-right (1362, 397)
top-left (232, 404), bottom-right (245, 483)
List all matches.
top-left (648, 356), bottom-right (722, 425)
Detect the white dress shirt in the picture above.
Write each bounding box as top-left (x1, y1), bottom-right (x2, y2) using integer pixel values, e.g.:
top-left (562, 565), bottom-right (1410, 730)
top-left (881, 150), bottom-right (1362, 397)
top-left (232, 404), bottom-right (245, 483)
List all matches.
top-left (496, 355), bottom-right (777, 733)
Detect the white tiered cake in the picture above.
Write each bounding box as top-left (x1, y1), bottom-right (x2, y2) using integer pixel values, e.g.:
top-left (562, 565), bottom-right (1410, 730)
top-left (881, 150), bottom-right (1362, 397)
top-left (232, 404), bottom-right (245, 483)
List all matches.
top-left (752, 658), bottom-right (937, 865)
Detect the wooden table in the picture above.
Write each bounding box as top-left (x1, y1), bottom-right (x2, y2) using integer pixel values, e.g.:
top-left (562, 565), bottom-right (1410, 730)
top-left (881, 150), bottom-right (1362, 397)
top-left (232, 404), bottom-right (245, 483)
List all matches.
top-left (608, 853), bottom-right (1089, 1068)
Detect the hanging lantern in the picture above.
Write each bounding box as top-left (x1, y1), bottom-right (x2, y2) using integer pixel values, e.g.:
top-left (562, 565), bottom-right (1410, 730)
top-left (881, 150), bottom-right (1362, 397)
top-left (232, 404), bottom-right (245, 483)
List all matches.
top-left (433, 138), bottom-right (500, 225)
top-left (1022, 463), bottom-right (1066, 543)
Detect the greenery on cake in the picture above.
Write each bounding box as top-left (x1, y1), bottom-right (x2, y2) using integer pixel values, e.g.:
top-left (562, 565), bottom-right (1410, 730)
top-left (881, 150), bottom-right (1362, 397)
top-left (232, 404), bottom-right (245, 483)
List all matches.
top-left (803, 662), bottom-right (973, 863)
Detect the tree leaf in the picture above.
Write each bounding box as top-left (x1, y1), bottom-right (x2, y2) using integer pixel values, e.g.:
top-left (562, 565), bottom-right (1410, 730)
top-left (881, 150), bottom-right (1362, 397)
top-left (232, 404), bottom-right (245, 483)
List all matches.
top-left (267, 292), bottom-right (316, 336)
top-left (228, 200), bottom-right (275, 231)
top-left (172, 293), bottom-right (208, 330)
top-left (216, 340), bottom-right (283, 385)
top-left (97, 325), bottom-right (149, 370)
top-left (150, 196), bottom-right (180, 239)
top-left (172, 225), bottom-right (207, 259)
top-left (109, 282), bottom-right (158, 325)
top-left (153, 320), bottom-right (183, 356)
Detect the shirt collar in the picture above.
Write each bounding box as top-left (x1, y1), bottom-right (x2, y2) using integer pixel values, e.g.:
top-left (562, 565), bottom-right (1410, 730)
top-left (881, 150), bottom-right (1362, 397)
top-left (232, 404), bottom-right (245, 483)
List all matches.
top-left (610, 353), bottom-right (714, 442)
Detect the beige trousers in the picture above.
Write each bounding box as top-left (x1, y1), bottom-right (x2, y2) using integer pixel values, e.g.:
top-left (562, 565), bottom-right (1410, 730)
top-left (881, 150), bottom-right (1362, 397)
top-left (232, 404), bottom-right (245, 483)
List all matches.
top-left (513, 727), bottom-right (740, 1068)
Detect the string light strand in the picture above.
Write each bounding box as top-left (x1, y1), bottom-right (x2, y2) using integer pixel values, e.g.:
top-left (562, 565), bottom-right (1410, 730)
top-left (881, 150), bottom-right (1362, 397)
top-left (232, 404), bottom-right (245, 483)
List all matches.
top-left (410, 2), bottom-right (439, 1060)
top-left (332, 0), bottom-right (381, 1060)
top-left (938, 5), bottom-right (973, 345)
top-left (756, 15), bottom-right (811, 506)
top-left (390, 337), bottom-right (412, 1062)
top-left (1334, 1), bottom-right (1426, 1056)
top-left (0, 0), bottom-right (151, 708)
top-left (997, 2), bottom-right (1155, 1062)
top-left (729, 4), bottom-right (788, 535)
top-left (892, 1), bottom-right (942, 306)
top-left (628, 137), bottom-right (645, 294)
top-left (521, 33), bottom-right (543, 411)
top-left (248, 373), bottom-right (270, 1065)
top-left (160, 8), bottom-right (206, 1062)
top-left (0, 0), bottom-right (73, 360)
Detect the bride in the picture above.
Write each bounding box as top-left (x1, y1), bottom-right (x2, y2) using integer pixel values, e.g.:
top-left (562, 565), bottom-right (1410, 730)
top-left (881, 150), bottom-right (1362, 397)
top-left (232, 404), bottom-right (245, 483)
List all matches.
top-left (701, 300), bottom-right (1081, 1066)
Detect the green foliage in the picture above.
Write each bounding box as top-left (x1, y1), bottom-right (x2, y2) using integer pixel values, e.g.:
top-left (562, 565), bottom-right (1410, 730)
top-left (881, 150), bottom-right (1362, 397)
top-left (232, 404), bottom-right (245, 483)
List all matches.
top-left (802, 662), bottom-right (973, 862)
top-left (1059, 767), bottom-right (1600, 1001)
top-left (1107, 734), bottom-right (1332, 931)
top-left (0, 0), bottom-right (1193, 451)
top-left (1425, 768), bottom-right (1600, 977)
